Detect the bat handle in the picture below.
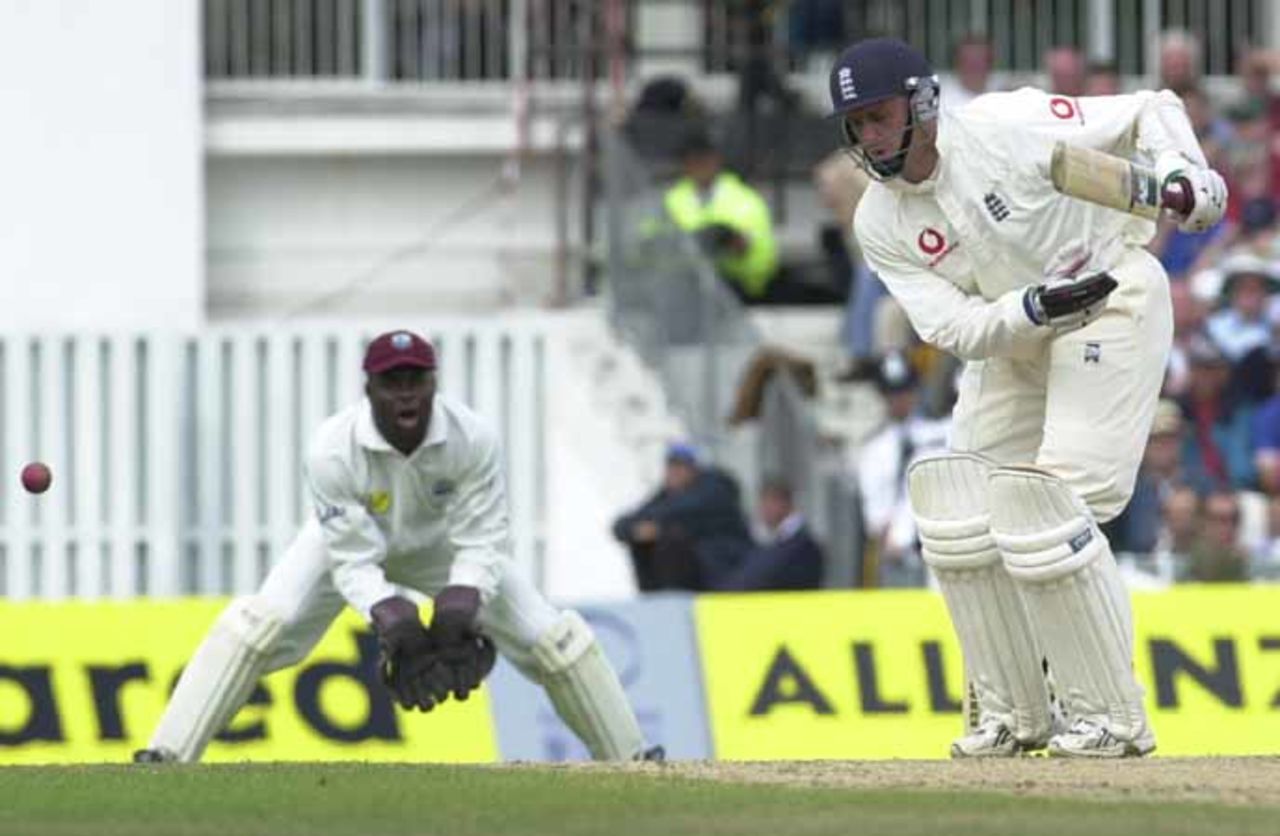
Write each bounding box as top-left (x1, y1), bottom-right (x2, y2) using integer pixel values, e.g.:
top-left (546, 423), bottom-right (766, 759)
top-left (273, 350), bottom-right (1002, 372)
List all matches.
top-left (1161, 176), bottom-right (1194, 217)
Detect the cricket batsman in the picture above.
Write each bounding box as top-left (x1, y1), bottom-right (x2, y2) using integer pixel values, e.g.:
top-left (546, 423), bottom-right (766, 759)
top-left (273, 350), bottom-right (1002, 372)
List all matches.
top-left (135, 330), bottom-right (660, 763)
top-left (829, 38), bottom-right (1226, 757)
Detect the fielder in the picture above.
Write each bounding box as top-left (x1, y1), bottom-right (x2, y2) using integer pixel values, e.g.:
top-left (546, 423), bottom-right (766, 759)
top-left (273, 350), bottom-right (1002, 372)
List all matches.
top-left (829, 39), bottom-right (1226, 758)
top-left (135, 330), bottom-right (659, 763)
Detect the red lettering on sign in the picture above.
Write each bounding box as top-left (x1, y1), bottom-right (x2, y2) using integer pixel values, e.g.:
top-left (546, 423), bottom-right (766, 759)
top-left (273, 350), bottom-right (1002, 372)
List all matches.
top-left (917, 228), bottom-right (945, 255)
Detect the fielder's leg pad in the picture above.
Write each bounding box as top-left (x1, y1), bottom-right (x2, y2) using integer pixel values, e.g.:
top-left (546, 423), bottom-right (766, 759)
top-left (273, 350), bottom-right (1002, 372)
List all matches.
top-left (146, 596), bottom-right (284, 763)
top-left (988, 466), bottom-right (1150, 742)
top-left (907, 454), bottom-right (1051, 746)
top-left (531, 611), bottom-right (645, 761)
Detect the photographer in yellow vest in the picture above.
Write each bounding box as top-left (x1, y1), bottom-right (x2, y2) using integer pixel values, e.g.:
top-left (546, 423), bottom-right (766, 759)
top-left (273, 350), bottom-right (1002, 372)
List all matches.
top-left (663, 129), bottom-right (779, 302)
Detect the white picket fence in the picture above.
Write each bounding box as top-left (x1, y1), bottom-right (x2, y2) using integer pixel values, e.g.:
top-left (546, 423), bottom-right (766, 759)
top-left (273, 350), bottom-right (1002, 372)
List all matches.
top-left (0, 320), bottom-right (547, 599)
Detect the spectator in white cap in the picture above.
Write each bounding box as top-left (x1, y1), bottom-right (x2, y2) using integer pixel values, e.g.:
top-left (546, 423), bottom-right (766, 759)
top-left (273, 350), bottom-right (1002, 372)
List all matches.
top-left (853, 351), bottom-right (949, 587)
top-left (1206, 252), bottom-right (1280, 362)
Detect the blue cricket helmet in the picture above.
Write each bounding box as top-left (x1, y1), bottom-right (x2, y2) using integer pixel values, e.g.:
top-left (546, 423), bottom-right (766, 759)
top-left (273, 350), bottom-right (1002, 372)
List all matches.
top-left (827, 38), bottom-right (940, 179)
top-left (828, 37), bottom-right (936, 116)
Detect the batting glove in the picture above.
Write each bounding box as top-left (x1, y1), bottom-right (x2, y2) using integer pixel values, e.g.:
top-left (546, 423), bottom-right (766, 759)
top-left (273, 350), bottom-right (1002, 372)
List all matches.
top-left (1155, 151), bottom-right (1227, 233)
top-left (1023, 272), bottom-right (1118, 331)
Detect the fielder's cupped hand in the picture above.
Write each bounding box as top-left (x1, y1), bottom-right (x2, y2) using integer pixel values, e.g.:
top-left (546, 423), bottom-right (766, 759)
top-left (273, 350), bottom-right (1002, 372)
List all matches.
top-left (371, 595), bottom-right (442, 712)
top-left (432, 633), bottom-right (497, 701)
top-left (426, 586), bottom-right (497, 701)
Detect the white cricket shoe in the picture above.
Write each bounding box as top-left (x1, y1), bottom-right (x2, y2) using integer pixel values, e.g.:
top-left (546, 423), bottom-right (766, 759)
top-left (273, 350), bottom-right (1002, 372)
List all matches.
top-left (950, 718), bottom-right (1048, 759)
top-left (1047, 718), bottom-right (1156, 758)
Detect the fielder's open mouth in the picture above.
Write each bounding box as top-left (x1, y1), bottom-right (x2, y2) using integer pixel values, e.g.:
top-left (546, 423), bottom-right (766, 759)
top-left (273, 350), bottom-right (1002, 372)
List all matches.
top-left (395, 406), bottom-right (420, 429)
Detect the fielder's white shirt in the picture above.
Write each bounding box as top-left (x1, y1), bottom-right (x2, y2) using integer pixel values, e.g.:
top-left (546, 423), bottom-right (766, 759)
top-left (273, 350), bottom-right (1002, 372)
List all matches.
top-left (854, 88), bottom-right (1208, 362)
top-left (305, 394), bottom-right (510, 618)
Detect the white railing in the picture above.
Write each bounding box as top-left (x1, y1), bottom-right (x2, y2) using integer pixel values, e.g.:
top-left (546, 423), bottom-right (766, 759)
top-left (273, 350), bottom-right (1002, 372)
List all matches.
top-left (203, 0), bottom-right (611, 82)
top-left (709, 0), bottom-right (1267, 76)
top-left (0, 320), bottom-right (547, 599)
top-left (203, 0), bottom-right (1270, 87)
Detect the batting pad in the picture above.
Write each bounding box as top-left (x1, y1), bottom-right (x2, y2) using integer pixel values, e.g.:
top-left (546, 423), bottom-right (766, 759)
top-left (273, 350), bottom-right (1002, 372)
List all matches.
top-left (988, 466), bottom-right (1147, 739)
top-left (907, 454), bottom-right (1052, 743)
top-left (530, 611), bottom-right (645, 760)
top-left (148, 596), bottom-right (284, 762)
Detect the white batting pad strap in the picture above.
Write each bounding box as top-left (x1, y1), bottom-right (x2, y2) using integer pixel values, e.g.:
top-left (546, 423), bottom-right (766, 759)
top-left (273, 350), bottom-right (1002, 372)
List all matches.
top-left (994, 522), bottom-right (1107, 583)
top-left (907, 454), bottom-right (1051, 742)
top-left (148, 596), bottom-right (284, 763)
top-left (529, 610), bottom-right (595, 673)
top-left (987, 467), bottom-right (1149, 739)
top-left (532, 612), bottom-right (645, 760)
top-left (221, 594), bottom-right (286, 651)
top-left (990, 466), bottom-right (1108, 583)
top-left (917, 517), bottom-right (1000, 569)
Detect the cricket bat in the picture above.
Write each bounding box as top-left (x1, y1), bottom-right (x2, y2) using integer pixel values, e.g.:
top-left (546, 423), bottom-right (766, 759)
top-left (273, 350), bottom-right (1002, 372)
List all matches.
top-left (1050, 142), bottom-right (1193, 220)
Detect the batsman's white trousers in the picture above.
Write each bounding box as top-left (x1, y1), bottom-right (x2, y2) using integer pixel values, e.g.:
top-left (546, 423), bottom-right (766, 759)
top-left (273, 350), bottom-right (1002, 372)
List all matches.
top-left (260, 519), bottom-right (557, 678)
top-left (949, 247), bottom-right (1173, 521)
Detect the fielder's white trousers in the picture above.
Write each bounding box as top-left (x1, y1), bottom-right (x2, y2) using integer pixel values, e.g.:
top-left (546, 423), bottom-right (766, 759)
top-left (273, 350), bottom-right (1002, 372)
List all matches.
top-left (260, 519), bottom-right (558, 678)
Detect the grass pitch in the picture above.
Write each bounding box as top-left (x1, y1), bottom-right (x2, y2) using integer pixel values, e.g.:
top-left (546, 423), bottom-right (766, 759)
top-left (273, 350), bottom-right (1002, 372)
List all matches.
top-left (0, 760), bottom-right (1276, 836)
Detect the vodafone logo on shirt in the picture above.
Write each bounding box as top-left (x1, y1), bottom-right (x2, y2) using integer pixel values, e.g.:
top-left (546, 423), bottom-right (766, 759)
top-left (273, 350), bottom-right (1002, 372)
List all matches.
top-left (1049, 96), bottom-right (1084, 124)
top-left (917, 228), bottom-right (956, 267)
top-left (917, 228), bottom-right (945, 254)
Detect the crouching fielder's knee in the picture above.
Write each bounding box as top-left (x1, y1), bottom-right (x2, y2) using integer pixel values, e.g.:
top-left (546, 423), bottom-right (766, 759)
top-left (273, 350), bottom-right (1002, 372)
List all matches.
top-left (525, 611), bottom-right (645, 761)
top-left (147, 596), bottom-right (285, 762)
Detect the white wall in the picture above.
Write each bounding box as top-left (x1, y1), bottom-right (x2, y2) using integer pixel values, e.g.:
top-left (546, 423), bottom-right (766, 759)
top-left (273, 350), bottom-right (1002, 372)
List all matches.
top-left (206, 151), bottom-right (580, 318)
top-left (0, 0), bottom-right (202, 331)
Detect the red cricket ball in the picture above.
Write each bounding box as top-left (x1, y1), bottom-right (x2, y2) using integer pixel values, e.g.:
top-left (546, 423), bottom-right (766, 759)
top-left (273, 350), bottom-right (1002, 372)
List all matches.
top-left (21, 462), bottom-right (52, 495)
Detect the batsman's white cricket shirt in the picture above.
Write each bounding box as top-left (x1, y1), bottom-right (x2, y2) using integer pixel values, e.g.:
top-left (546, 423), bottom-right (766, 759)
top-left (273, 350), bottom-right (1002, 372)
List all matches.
top-left (305, 393), bottom-right (510, 618)
top-left (854, 87), bottom-right (1207, 361)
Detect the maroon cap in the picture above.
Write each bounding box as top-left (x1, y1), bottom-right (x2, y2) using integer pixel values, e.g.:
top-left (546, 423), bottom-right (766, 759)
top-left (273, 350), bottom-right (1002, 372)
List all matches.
top-left (362, 330), bottom-right (437, 375)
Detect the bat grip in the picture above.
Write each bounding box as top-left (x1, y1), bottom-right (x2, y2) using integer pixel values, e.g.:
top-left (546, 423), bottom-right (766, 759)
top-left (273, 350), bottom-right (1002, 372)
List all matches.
top-left (1161, 177), bottom-right (1194, 216)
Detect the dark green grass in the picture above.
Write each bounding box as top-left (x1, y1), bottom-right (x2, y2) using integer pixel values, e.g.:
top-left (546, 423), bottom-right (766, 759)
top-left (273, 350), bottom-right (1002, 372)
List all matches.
top-left (0, 764), bottom-right (1271, 836)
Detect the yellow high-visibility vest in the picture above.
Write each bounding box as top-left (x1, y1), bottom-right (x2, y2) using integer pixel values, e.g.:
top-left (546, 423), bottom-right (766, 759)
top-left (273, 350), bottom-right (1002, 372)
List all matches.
top-left (663, 172), bottom-right (778, 298)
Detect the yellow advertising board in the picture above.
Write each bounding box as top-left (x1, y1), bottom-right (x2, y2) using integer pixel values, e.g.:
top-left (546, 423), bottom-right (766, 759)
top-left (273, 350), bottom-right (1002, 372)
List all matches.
top-left (695, 590), bottom-right (967, 760)
top-left (1136, 586), bottom-right (1280, 756)
top-left (695, 586), bottom-right (1280, 759)
top-left (0, 600), bottom-right (497, 764)
top-left (7, 585), bottom-right (1279, 763)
